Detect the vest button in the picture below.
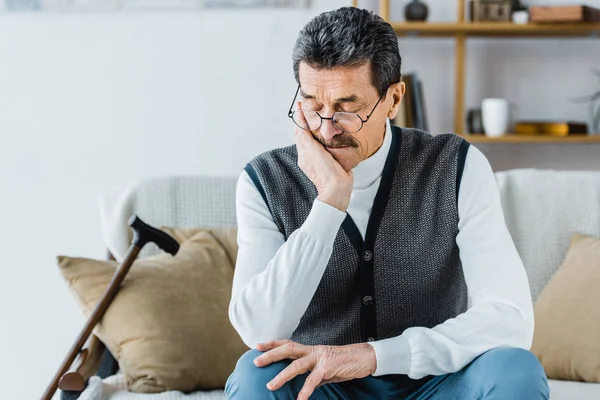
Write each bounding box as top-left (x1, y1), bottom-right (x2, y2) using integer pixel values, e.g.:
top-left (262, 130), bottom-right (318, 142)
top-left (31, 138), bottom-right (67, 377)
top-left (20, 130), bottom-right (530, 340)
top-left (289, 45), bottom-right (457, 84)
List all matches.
top-left (367, 337), bottom-right (375, 342)
top-left (362, 295), bottom-right (373, 306)
top-left (363, 250), bottom-right (372, 261)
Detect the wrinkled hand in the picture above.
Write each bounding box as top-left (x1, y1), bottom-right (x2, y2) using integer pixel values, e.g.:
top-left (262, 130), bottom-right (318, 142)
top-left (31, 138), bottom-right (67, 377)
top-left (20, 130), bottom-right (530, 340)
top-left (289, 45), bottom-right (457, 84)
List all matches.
top-left (294, 103), bottom-right (353, 212)
top-left (254, 340), bottom-right (377, 400)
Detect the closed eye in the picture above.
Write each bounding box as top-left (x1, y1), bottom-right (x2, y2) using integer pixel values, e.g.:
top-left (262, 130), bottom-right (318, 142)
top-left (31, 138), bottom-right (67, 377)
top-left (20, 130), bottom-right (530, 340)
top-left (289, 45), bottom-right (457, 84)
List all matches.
top-left (300, 103), bottom-right (363, 114)
top-left (300, 91), bottom-right (367, 113)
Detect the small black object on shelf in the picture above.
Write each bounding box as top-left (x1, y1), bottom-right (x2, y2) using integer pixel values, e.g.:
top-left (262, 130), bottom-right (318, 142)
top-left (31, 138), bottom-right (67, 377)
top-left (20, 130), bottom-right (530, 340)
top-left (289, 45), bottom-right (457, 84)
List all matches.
top-left (466, 108), bottom-right (485, 135)
top-left (405, 0), bottom-right (429, 22)
top-left (512, 0), bottom-right (527, 12)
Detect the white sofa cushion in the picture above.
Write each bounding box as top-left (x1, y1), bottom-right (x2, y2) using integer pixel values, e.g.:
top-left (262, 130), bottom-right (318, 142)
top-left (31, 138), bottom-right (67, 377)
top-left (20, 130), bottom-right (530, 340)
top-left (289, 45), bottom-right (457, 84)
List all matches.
top-left (98, 175), bottom-right (238, 262)
top-left (495, 169), bottom-right (600, 301)
top-left (549, 379), bottom-right (600, 400)
top-left (78, 375), bottom-right (226, 400)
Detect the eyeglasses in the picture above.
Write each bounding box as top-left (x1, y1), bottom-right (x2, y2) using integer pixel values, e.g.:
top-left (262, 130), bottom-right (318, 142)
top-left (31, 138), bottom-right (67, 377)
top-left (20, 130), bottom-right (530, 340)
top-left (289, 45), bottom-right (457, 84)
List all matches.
top-left (287, 85), bottom-right (387, 134)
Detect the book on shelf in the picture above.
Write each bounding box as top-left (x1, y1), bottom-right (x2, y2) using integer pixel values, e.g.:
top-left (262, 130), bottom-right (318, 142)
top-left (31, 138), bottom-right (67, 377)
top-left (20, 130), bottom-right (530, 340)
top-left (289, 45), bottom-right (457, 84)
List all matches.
top-left (529, 5), bottom-right (600, 23)
top-left (403, 74), bottom-right (415, 128)
top-left (392, 72), bottom-right (428, 132)
top-left (394, 93), bottom-right (408, 127)
top-left (514, 121), bottom-right (588, 136)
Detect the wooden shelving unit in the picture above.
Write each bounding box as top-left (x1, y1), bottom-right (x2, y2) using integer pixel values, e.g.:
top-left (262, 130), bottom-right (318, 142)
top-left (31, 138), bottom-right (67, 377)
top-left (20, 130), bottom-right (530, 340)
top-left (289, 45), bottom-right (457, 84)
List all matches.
top-left (458, 134), bottom-right (600, 143)
top-left (392, 22), bottom-right (600, 37)
top-left (353, 0), bottom-right (600, 141)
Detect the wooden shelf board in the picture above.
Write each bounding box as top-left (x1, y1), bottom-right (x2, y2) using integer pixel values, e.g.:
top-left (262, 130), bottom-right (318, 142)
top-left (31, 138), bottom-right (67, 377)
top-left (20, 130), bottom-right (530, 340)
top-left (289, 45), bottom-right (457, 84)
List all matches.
top-left (458, 134), bottom-right (600, 143)
top-left (392, 22), bottom-right (600, 37)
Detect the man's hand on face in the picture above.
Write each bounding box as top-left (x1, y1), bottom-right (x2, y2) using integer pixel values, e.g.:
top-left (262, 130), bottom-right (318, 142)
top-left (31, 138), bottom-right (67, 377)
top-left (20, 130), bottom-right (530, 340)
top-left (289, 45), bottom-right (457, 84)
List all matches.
top-left (253, 340), bottom-right (377, 400)
top-left (294, 103), bottom-right (354, 212)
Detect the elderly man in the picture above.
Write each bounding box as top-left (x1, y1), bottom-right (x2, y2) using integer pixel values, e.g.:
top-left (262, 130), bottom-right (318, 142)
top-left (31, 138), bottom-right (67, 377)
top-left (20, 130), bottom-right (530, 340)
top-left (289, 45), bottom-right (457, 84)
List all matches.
top-left (225, 6), bottom-right (549, 400)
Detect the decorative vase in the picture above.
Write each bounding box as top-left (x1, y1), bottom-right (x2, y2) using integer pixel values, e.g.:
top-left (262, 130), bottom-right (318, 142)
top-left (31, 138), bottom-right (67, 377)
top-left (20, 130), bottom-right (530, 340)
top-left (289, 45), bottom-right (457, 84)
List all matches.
top-left (405, 0), bottom-right (429, 22)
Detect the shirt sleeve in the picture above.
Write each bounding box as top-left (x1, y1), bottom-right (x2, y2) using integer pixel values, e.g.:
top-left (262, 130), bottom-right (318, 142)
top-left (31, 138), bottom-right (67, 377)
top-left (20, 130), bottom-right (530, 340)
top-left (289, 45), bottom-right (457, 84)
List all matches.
top-left (368, 145), bottom-right (534, 378)
top-left (229, 169), bottom-right (347, 348)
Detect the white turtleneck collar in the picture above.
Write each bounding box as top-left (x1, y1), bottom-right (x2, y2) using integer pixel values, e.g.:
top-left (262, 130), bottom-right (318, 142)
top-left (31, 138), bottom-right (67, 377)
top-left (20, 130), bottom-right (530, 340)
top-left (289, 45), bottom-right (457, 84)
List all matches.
top-left (351, 118), bottom-right (392, 190)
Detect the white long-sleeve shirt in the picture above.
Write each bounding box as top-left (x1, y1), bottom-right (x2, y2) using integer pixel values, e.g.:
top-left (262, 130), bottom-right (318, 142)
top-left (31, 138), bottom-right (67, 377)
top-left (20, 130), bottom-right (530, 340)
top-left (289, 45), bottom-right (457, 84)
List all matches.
top-left (229, 119), bottom-right (534, 379)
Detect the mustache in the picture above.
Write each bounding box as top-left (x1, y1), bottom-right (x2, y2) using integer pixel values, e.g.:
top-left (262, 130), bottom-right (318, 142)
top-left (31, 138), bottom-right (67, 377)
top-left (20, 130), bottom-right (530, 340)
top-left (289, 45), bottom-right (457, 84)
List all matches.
top-left (314, 134), bottom-right (359, 148)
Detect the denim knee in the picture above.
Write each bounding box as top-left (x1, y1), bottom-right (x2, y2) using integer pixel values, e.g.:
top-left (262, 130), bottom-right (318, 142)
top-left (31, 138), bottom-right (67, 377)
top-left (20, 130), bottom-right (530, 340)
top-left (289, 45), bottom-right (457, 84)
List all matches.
top-left (474, 347), bottom-right (550, 399)
top-left (225, 349), bottom-right (295, 400)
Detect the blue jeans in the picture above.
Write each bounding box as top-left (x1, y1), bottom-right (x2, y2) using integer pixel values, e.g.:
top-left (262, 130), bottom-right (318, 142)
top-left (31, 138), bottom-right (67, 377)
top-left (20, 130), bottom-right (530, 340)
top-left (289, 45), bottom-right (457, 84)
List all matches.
top-left (225, 347), bottom-right (550, 399)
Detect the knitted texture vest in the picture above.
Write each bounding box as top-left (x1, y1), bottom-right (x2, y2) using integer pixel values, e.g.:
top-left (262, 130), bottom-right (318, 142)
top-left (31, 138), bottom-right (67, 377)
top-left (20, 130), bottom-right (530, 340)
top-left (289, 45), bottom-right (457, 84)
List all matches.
top-left (244, 126), bottom-right (471, 345)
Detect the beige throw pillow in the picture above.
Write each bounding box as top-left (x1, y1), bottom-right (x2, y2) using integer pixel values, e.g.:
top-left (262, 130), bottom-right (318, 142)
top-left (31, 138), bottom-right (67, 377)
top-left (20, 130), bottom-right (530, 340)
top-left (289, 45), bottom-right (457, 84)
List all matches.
top-left (531, 232), bottom-right (600, 382)
top-left (57, 227), bottom-right (248, 393)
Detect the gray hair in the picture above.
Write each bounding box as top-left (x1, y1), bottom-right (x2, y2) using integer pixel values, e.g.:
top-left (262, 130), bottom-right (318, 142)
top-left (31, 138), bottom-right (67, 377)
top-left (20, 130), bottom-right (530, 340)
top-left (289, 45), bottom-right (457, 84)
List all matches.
top-left (292, 7), bottom-right (401, 97)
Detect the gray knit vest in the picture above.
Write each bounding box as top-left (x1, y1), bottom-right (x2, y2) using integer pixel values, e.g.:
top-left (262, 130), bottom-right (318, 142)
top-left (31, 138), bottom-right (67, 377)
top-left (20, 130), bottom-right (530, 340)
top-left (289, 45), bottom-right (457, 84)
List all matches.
top-left (245, 125), bottom-right (470, 346)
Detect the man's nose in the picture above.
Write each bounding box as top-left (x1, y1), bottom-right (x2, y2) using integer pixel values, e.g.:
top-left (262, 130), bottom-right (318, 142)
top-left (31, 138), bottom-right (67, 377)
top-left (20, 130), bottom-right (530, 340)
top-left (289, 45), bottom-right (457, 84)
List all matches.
top-left (320, 118), bottom-right (343, 142)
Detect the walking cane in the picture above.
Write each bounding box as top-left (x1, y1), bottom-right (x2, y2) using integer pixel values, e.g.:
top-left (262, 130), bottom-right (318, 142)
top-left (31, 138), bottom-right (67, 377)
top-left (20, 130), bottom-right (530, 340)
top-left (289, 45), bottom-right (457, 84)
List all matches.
top-left (41, 215), bottom-right (180, 400)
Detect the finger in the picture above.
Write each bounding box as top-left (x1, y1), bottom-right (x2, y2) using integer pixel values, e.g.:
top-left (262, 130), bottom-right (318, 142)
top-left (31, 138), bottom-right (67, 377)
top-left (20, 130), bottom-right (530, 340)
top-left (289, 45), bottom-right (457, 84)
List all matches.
top-left (293, 104), bottom-right (320, 149)
top-left (267, 356), bottom-right (314, 391)
top-left (295, 129), bottom-right (314, 155)
top-left (256, 340), bottom-right (292, 352)
top-left (302, 133), bottom-right (334, 161)
top-left (293, 123), bottom-right (318, 148)
top-left (295, 101), bottom-right (307, 126)
top-left (295, 128), bottom-right (316, 163)
top-left (294, 108), bottom-right (310, 145)
top-left (254, 341), bottom-right (306, 367)
top-left (297, 368), bottom-right (325, 400)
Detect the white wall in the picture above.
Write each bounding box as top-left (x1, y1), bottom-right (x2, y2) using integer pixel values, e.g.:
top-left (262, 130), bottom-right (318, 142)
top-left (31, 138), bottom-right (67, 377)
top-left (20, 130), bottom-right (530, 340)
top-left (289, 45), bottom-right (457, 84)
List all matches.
top-left (0, 0), bottom-right (598, 398)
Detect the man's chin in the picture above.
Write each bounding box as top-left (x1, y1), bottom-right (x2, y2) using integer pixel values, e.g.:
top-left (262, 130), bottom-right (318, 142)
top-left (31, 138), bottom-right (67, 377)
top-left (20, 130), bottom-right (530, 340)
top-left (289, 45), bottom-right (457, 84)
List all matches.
top-left (326, 149), bottom-right (358, 172)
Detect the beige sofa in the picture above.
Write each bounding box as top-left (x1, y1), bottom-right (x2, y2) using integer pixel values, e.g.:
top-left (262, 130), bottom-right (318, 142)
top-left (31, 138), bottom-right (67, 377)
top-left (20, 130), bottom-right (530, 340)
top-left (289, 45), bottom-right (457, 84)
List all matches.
top-left (64, 168), bottom-right (600, 399)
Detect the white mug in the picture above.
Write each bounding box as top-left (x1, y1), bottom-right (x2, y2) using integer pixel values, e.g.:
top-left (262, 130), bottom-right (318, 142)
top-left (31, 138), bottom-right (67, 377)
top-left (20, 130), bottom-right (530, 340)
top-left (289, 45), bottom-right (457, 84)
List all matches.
top-left (482, 98), bottom-right (510, 137)
top-left (512, 10), bottom-right (529, 24)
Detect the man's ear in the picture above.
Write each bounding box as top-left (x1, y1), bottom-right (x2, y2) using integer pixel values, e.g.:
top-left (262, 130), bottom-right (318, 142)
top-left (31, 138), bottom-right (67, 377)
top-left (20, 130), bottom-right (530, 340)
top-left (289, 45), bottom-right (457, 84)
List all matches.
top-left (387, 80), bottom-right (406, 120)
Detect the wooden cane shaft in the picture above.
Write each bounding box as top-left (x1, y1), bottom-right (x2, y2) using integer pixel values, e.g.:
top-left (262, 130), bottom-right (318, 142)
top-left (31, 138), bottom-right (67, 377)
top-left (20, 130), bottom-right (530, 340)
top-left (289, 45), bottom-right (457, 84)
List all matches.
top-left (41, 245), bottom-right (141, 400)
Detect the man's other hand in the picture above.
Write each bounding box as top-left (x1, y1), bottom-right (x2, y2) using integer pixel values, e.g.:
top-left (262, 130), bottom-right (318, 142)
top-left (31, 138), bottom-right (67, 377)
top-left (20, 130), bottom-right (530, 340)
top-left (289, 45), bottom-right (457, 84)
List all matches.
top-left (253, 339), bottom-right (377, 400)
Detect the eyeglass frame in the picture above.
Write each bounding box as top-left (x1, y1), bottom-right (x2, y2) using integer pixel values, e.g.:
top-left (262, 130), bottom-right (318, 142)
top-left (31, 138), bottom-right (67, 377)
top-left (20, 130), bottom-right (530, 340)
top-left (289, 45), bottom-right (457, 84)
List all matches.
top-left (287, 85), bottom-right (388, 133)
